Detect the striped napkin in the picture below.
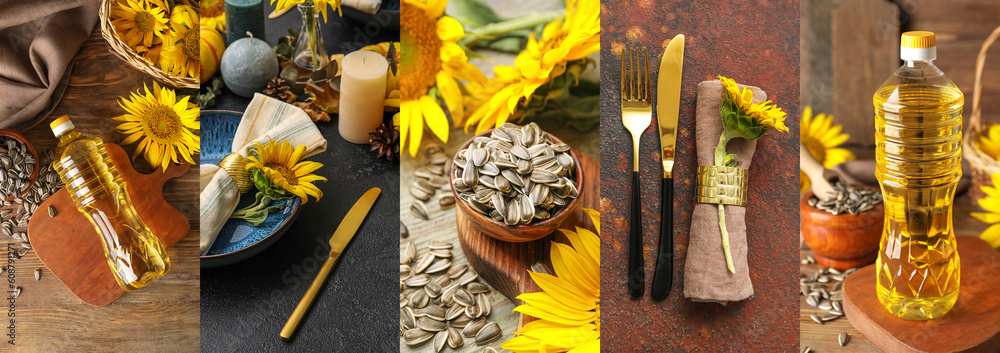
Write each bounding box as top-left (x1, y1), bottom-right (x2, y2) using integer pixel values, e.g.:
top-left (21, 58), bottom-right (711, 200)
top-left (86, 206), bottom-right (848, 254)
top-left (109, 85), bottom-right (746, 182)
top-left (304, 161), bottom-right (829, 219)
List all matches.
top-left (199, 94), bottom-right (327, 255)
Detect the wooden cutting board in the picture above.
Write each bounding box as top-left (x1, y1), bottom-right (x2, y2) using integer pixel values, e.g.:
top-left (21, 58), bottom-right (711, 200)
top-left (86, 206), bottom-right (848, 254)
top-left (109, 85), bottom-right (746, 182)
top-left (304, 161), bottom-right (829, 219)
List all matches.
top-left (457, 151), bottom-right (599, 306)
top-left (29, 143), bottom-right (190, 306)
top-left (843, 235), bottom-right (1000, 353)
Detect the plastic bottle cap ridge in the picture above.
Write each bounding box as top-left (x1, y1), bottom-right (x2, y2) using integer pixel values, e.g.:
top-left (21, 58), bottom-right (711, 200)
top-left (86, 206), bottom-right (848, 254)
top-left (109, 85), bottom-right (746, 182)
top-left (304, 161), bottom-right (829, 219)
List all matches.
top-left (902, 31), bottom-right (936, 49)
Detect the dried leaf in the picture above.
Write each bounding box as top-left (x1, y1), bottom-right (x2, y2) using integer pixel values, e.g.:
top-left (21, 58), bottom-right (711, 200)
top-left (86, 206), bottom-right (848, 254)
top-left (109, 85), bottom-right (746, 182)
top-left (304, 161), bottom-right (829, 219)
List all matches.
top-left (293, 102), bottom-right (331, 123)
top-left (305, 81), bottom-right (340, 114)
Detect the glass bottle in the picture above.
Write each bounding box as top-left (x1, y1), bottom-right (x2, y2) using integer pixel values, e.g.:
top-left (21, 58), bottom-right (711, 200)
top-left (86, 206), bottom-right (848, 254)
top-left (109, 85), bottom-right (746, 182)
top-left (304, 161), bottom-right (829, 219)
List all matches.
top-left (873, 31), bottom-right (962, 320)
top-left (50, 116), bottom-right (170, 291)
top-left (293, 2), bottom-right (330, 71)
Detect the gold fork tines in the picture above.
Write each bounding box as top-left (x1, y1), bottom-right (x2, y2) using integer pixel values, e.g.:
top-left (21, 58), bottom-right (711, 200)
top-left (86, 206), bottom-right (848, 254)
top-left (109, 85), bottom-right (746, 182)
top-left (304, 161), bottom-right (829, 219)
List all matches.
top-left (620, 47), bottom-right (652, 171)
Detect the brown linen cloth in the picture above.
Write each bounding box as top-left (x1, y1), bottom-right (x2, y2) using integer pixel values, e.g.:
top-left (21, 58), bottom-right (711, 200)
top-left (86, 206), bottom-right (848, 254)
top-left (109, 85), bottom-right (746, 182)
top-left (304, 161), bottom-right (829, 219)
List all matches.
top-left (0, 0), bottom-right (100, 130)
top-left (683, 80), bottom-right (767, 304)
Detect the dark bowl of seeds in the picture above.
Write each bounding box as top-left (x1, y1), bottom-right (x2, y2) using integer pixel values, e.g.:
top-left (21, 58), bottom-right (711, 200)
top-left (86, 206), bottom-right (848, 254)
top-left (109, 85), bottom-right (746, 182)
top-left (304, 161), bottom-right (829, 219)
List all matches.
top-left (449, 122), bottom-right (583, 243)
top-left (0, 130), bottom-right (39, 201)
top-left (801, 182), bottom-right (884, 271)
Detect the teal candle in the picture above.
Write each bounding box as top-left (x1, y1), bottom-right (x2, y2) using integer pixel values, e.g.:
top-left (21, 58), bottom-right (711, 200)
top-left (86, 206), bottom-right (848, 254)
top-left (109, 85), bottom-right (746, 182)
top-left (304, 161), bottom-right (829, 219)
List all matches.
top-left (224, 0), bottom-right (266, 45)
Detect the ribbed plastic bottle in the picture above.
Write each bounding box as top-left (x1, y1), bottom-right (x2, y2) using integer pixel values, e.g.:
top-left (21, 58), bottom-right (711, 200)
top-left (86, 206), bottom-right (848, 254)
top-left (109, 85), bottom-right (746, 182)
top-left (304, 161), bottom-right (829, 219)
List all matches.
top-left (874, 31), bottom-right (962, 320)
top-left (50, 116), bottom-right (170, 291)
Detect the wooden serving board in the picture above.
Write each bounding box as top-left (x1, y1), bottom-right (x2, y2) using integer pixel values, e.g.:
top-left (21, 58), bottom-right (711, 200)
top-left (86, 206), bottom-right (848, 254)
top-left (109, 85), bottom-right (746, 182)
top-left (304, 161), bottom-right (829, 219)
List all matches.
top-left (843, 235), bottom-right (1000, 353)
top-left (457, 151), bottom-right (599, 305)
top-left (28, 143), bottom-right (190, 306)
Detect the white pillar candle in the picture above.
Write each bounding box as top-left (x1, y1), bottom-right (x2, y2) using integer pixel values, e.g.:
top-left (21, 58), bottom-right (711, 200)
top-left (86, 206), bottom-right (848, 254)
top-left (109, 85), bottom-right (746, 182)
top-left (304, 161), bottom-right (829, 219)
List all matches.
top-left (339, 51), bottom-right (389, 144)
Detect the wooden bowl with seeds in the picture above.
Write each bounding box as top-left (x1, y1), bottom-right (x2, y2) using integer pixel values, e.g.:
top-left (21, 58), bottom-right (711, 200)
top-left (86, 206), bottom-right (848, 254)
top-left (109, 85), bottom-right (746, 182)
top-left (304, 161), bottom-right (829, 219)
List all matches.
top-left (0, 130), bottom-right (39, 201)
top-left (449, 125), bottom-right (583, 243)
top-left (801, 186), bottom-right (884, 271)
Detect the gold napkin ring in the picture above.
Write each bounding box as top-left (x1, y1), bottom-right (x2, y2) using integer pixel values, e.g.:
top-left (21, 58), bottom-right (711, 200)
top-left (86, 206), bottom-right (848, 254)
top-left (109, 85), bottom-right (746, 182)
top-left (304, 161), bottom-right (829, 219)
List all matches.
top-left (219, 153), bottom-right (253, 193)
top-left (695, 166), bottom-right (748, 207)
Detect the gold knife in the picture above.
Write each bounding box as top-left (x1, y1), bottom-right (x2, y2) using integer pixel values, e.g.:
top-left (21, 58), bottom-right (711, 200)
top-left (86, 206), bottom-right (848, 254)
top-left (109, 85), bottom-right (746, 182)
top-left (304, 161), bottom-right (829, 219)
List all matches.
top-left (280, 187), bottom-right (381, 341)
top-left (651, 34), bottom-right (684, 300)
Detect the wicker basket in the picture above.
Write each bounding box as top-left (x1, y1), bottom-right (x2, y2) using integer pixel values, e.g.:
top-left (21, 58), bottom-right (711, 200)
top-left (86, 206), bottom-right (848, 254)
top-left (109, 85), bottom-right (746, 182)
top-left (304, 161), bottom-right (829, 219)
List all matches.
top-left (99, 0), bottom-right (199, 90)
top-left (963, 25), bottom-right (1000, 207)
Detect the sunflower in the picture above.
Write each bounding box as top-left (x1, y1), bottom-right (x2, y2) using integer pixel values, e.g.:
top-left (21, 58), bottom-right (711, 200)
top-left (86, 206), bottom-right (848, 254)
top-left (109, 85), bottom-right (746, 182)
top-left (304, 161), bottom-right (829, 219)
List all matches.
top-left (245, 140), bottom-right (326, 204)
top-left (972, 171), bottom-right (1000, 248)
top-left (159, 5), bottom-right (200, 79)
top-left (111, 0), bottom-right (170, 49)
top-left (201, 0), bottom-right (226, 32)
top-left (272, 0), bottom-right (343, 22)
top-left (400, 0), bottom-right (486, 156)
top-left (503, 208), bottom-right (600, 353)
top-left (718, 75), bottom-right (788, 134)
top-left (113, 82), bottom-right (200, 170)
top-left (465, 0), bottom-right (599, 134)
top-left (977, 125), bottom-right (1000, 161)
top-left (800, 106), bottom-right (855, 192)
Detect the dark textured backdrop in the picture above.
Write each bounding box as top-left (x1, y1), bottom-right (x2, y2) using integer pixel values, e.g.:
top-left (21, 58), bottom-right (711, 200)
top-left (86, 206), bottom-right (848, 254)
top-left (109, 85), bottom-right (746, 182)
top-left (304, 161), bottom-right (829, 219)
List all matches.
top-left (600, 0), bottom-right (801, 351)
top-left (199, 3), bottom-right (399, 352)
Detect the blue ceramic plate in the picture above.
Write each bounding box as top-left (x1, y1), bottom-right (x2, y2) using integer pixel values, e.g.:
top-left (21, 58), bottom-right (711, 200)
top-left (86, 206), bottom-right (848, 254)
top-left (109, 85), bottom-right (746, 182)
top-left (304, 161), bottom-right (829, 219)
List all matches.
top-left (200, 110), bottom-right (302, 268)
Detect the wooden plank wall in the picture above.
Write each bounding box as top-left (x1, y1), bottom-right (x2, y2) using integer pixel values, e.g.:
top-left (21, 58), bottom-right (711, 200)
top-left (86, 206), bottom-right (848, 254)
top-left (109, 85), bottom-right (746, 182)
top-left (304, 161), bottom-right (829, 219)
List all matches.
top-left (802, 0), bottom-right (1000, 149)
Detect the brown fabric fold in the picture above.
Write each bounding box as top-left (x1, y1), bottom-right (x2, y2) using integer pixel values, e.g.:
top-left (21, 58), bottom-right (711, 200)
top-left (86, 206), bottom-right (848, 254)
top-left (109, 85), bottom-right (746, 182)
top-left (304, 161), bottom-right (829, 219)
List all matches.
top-left (0, 0), bottom-right (100, 130)
top-left (683, 80), bottom-right (766, 304)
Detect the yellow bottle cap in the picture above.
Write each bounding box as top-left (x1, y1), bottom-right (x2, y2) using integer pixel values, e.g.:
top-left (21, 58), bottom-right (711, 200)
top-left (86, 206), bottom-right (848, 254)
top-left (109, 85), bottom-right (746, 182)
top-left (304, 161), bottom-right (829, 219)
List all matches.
top-left (49, 115), bottom-right (71, 131)
top-left (901, 31), bottom-right (936, 49)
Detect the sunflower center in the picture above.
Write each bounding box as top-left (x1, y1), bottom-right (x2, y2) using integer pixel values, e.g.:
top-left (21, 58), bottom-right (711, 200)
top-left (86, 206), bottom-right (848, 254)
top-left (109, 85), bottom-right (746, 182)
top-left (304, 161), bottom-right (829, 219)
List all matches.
top-left (400, 6), bottom-right (442, 100)
top-left (183, 27), bottom-right (199, 60)
top-left (265, 163), bottom-right (298, 185)
top-left (803, 138), bottom-right (828, 165)
top-left (140, 104), bottom-right (183, 143)
top-left (202, 0), bottom-right (225, 17)
top-left (134, 11), bottom-right (155, 33)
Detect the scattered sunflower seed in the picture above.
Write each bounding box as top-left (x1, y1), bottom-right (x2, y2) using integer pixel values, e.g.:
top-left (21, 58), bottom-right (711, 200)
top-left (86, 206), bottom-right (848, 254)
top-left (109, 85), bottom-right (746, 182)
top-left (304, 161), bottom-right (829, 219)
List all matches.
top-left (839, 332), bottom-right (850, 346)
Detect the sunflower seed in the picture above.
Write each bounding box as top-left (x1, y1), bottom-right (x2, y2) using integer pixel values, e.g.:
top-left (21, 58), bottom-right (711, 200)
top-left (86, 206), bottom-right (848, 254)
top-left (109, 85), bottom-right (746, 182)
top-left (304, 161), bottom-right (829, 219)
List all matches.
top-left (33, 269), bottom-right (39, 281)
top-left (447, 326), bottom-right (463, 348)
top-left (453, 289), bottom-right (474, 307)
top-left (430, 249), bottom-right (452, 258)
top-left (404, 242), bottom-right (416, 263)
top-left (406, 273), bottom-right (431, 287)
top-left (423, 305), bottom-right (446, 321)
top-left (16, 248), bottom-right (26, 257)
top-left (478, 293), bottom-right (491, 316)
top-left (400, 221), bottom-right (409, 239)
top-left (801, 347), bottom-right (811, 353)
top-left (457, 270), bottom-right (478, 285)
top-left (426, 259), bottom-right (451, 274)
top-left (818, 299), bottom-right (833, 310)
top-left (414, 253), bottom-right (435, 274)
top-left (425, 282), bottom-right (443, 299)
top-left (448, 264), bottom-right (467, 279)
top-left (475, 322), bottom-right (501, 345)
top-left (810, 314), bottom-right (824, 325)
top-left (12, 287), bottom-right (19, 298)
top-left (466, 282), bottom-right (490, 294)
top-left (450, 314), bottom-right (471, 328)
top-left (832, 300), bottom-right (842, 312)
top-left (403, 328), bottom-right (433, 345)
top-left (839, 332), bottom-right (850, 346)
top-left (411, 201), bottom-right (429, 220)
top-left (445, 303), bottom-right (465, 320)
top-left (463, 318), bottom-right (486, 337)
top-left (439, 194), bottom-right (456, 209)
top-left (432, 274), bottom-right (451, 288)
top-left (401, 307), bottom-right (417, 330)
top-left (418, 316), bottom-right (447, 332)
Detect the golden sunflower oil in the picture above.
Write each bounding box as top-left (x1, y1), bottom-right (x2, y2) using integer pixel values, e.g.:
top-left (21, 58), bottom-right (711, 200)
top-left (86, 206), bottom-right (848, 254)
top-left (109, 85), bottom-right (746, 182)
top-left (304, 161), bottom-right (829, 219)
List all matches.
top-left (873, 31), bottom-right (962, 320)
top-left (50, 116), bottom-right (170, 291)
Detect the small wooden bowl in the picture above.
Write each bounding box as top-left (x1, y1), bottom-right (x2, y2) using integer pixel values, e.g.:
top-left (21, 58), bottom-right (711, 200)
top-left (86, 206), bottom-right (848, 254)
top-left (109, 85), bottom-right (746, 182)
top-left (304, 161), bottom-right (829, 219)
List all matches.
top-left (450, 129), bottom-right (584, 243)
top-left (801, 186), bottom-right (884, 271)
top-left (0, 130), bottom-right (39, 201)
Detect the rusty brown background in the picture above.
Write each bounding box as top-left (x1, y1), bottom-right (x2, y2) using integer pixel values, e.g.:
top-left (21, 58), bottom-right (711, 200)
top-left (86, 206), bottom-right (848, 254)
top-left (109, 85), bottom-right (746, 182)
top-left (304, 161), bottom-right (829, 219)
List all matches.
top-left (600, 0), bottom-right (801, 351)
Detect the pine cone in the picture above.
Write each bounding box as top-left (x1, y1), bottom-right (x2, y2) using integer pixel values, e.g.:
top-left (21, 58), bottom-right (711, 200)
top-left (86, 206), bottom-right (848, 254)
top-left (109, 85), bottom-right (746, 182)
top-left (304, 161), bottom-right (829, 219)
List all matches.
top-left (369, 123), bottom-right (399, 161)
top-left (262, 77), bottom-right (296, 102)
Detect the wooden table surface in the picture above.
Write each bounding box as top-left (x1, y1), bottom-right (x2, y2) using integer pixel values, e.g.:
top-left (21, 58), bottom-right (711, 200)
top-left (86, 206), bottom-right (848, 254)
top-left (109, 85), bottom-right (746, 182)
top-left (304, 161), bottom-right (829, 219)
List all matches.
top-left (800, 192), bottom-right (990, 352)
top-left (399, 122), bottom-right (599, 352)
top-left (6, 26), bottom-right (199, 351)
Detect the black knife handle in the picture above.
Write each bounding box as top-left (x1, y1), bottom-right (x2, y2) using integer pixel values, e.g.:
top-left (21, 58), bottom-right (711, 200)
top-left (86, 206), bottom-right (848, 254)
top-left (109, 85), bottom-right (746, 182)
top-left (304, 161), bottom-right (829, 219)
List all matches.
top-left (628, 171), bottom-right (644, 298)
top-left (651, 177), bottom-right (674, 300)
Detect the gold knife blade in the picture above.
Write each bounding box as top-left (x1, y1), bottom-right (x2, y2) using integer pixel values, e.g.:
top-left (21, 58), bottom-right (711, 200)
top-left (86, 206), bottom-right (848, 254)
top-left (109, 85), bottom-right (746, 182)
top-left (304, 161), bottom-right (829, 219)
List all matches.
top-left (280, 187), bottom-right (381, 341)
top-left (657, 34), bottom-right (684, 178)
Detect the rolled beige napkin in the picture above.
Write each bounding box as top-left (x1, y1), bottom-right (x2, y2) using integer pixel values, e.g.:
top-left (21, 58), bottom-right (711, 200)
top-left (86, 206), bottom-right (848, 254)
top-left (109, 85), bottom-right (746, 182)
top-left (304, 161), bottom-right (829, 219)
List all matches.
top-left (0, 0), bottom-right (100, 130)
top-left (343, 0), bottom-right (382, 14)
top-left (200, 94), bottom-right (327, 255)
top-left (683, 80), bottom-right (766, 304)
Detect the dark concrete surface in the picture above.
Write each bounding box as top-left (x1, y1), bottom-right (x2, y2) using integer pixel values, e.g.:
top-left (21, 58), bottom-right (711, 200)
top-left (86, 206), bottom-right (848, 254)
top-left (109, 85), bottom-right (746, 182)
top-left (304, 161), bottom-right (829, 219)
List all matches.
top-left (200, 3), bottom-right (399, 351)
top-left (600, 1), bottom-right (801, 351)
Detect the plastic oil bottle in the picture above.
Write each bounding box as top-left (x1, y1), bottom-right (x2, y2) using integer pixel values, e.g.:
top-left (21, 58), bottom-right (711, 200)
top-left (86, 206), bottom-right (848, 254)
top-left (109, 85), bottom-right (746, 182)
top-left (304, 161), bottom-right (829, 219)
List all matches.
top-left (50, 116), bottom-right (170, 291)
top-left (874, 31), bottom-right (962, 320)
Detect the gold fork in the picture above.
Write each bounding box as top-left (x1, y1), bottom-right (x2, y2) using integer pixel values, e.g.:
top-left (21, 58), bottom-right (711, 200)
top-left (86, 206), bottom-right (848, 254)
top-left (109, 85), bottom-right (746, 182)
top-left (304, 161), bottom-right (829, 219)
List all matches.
top-left (621, 47), bottom-right (652, 299)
